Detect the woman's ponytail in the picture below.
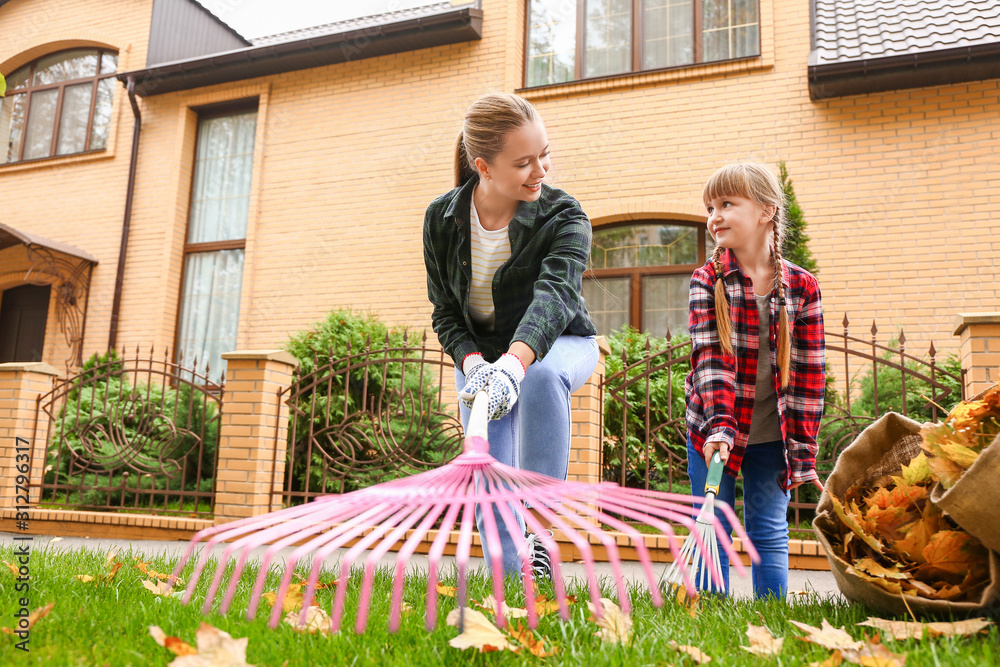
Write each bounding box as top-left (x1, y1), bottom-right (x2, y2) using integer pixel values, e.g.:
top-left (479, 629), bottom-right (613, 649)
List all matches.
top-left (455, 132), bottom-right (476, 187)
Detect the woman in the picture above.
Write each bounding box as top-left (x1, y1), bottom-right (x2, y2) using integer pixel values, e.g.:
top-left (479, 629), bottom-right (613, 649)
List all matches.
top-left (423, 92), bottom-right (599, 577)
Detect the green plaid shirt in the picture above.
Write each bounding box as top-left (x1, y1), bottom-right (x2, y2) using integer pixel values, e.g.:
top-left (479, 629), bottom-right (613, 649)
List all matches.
top-left (423, 176), bottom-right (596, 365)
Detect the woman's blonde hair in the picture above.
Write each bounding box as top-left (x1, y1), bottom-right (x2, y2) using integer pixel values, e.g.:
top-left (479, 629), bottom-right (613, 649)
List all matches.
top-left (703, 161), bottom-right (791, 388)
top-left (455, 93), bottom-right (540, 187)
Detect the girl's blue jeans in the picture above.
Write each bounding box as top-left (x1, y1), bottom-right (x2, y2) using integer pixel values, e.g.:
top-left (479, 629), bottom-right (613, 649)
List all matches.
top-left (455, 335), bottom-right (600, 575)
top-left (686, 436), bottom-right (790, 599)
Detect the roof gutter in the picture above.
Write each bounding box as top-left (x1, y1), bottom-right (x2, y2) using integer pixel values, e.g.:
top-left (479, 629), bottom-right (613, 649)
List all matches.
top-left (118, 7), bottom-right (483, 97)
top-left (809, 41), bottom-right (1000, 99)
top-left (108, 74), bottom-right (142, 349)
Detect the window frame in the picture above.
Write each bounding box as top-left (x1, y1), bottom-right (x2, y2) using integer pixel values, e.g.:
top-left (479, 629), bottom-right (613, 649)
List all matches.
top-left (171, 98), bottom-right (260, 379)
top-left (3, 48), bottom-right (118, 164)
top-left (522, 0), bottom-right (761, 89)
top-left (585, 219), bottom-right (711, 334)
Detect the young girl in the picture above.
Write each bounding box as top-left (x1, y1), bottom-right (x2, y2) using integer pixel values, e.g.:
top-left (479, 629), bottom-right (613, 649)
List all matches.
top-left (423, 93), bottom-right (600, 577)
top-left (686, 161), bottom-right (825, 599)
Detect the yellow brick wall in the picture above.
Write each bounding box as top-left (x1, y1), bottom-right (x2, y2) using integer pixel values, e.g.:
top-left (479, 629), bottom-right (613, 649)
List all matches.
top-left (0, 0), bottom-right (154, 369)
top-left (2, 0), bottom-right (997, 375)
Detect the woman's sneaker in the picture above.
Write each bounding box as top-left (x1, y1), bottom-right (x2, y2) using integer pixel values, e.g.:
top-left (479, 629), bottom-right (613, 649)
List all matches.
top-left (521, 530), bottom-right (554, 580)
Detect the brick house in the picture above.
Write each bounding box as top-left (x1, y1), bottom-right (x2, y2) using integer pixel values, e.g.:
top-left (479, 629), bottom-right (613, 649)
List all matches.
top-left (1, 0), bottom-right (998, 386)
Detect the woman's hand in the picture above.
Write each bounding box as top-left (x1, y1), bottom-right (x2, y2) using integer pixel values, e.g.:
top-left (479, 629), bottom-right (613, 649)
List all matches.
top-left (704, 438), bottom-right (730, 465)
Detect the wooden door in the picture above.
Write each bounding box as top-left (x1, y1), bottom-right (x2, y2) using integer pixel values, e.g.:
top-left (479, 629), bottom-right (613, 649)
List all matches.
top-left (0, 284), bottom-right (51, 363)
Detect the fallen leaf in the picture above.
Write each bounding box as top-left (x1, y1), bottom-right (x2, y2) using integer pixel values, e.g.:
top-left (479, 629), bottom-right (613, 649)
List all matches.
top-left (168, 623), bottom-right (254, 666)
top-left (105, 546), bottom-right (122, 568)
top-left (142, 579), bottom-right (175, 596)
top-left (789, 619), bottom-right (864, 651)
top-left (741, 623), bottom-right (783, 657)
top-left (588, 598), bottom-right (633, 644)
top-left (261, 584), bottom-right (305, 614)
top-left (858, 616), bottom-right (993, 640)
top-left (508, 622), bottom-right (558, 657)
top-left (476, 594), bottom-right (528, 619)
top-left (49, 537), bottom-right (63, 543)
top-left (1, 561), bottom-right (18, 576)
top-left (839, 635), bottom-right (907, 667)
top-left (76, 574), bottom-right (95, 583)
top-left (8, 603), bottom-right (55, 633)
top-left (149, 625), bottom-right (199, 657)
top-left (673, 584), bottom-right (700, 618)
top-left (283, 606), bottom-right (330, 634)
top-left (533, 595), bottom-right (569, 616)
top-left (400, 602), bottom-right (414, 614)
top-left (436, 583), bottom-right (457, 598)
top-left (668, 640), bottom-right (712, 664)
top-left (808, 652), bottom-right (844, 667)
top-left (445, 608), bottom-right (518, 652)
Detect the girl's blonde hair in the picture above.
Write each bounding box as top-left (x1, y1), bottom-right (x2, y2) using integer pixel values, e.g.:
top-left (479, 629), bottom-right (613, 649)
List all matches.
top-left (703, 161), bottom-right (791, 388)
top-left (455, 93), bottom-right (540, 187)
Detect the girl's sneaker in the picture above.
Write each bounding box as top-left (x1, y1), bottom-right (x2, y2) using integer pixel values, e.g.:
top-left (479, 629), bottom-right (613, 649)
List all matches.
top-left (521, 530), bottom-right (554, 580)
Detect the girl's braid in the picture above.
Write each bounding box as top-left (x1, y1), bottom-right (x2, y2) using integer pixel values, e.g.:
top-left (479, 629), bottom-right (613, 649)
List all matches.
top-left (712, 244), bottom-right (734, 355)
top-left (771, 218), bottom-right (791, 388)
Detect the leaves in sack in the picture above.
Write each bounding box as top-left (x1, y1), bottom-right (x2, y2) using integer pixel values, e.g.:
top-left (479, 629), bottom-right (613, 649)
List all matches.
top-left (825, 390), bottom-right (997, 602)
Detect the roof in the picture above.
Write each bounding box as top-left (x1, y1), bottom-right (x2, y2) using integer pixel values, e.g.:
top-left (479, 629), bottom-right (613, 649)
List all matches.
top-left (120, 1), bottom-right (482, 96)
top-left (809, 0), bottom-right (1000, 98)
top-left (251, 1), bottom-right (456, 46)
top-left (147, 0), bottom-right (251, 67)
top-left (0, 222), bottom-right (99, 263)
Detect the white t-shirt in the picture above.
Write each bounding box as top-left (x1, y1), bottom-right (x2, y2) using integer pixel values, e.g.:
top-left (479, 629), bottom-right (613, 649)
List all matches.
top-left (468, 193), bottom-right (511, 330)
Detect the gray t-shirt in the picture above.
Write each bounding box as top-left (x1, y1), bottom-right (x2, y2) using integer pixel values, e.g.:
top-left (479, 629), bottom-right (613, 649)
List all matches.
top-left (748, 293), bottom-right (782, 445)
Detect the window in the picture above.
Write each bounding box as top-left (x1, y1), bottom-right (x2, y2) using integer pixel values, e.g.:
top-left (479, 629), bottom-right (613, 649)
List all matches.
top-left (1, 49), bottom-right (118, 163)
top-left (584, 221), bottom-right (714, 336)
top-left (176, 108), bottom-right (257, 384)
top-left (525, 0), bottom-right (759, 87)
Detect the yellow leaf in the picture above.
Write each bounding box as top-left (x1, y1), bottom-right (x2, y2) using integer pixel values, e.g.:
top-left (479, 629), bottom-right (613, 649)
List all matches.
top-left (445, 608), bottom-right (519, 652)
top-left (668, 640), bottom-right (712, 664)
top-left (75, 574), bottom-right (95, 583)
top-left (508, 622), bottom-right (558, 657)
top-left (896, 452), bottom-right (932, 486)
top-left (142, 579), bottom-right (174, 596)
top-left (938, 442), bottom-right (979, 469)
top-left (919, 531), bottom-right (987, 579)
top-left (476, 594), bottom-right (528, 619)
top-left (840, 635), bottom-right (907, 667)
top-left (187, 622), bottom-right (254, 666)
top-left (892, 510), bottom-right (943, 565)
top-left (830, 496), bottom-right (884, 554)
top-left (587, 598), bottom-right (633, 644)
top-left (741, 623), bottom-right (784, 657)
top-left (808, 652), bottom-right (845, 667)
top-left (926, 454), bottom-right (966, 489)
top-left (105, 546), bottom-right (121, 568)
top-left (149, 625), bottom-right (199, 657)
top-left (261, 584), bottom-right (305, 614)
top-left (789, 619), bottom-right (864, 651)
top-left (436, 583), bottom-right (457, 598)
top-left (853, 558), bottom-right (909, 580)
top-left (2, 561), bottom-right (19, 576)
top-left (283, 606), bottom-right (331, 634)
top-left (673, 584), bottom-right (700, 618)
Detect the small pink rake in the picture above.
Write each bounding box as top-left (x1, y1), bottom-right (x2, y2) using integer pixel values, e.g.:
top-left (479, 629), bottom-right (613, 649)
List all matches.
top-left (170, 391), bottom-right (757, 633)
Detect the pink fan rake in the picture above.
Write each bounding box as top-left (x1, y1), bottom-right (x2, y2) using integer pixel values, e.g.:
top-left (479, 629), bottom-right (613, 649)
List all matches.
top-left (170, 391), bottom-right (757, 634)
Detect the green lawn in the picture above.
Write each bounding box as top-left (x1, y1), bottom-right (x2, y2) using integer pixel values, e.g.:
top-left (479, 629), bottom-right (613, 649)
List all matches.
top-left (0, 543), bottom-right (996, 666)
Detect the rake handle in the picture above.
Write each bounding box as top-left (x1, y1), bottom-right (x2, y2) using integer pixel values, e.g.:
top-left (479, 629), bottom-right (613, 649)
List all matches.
top-left (466, 389), bottom-right (491, 441)
top-left (704, 451), bottom-right (724, 497)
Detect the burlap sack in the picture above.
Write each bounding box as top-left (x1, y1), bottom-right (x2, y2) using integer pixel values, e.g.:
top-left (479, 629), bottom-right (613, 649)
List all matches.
top-left (928, 384), bottom-right (1000, 554)
top-left (813, 412), bottom-right (1000, 617)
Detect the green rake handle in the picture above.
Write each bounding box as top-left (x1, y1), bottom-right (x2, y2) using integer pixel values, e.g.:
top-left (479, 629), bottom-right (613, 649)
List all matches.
top-left (704, 451), bottom-right (724, 497)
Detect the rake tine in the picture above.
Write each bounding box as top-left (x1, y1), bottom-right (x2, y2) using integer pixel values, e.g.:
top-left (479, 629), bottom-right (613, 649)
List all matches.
top-left (476, 492), bottom-right (508, 629)
top-left (487, 476), bottom-right (538, 628)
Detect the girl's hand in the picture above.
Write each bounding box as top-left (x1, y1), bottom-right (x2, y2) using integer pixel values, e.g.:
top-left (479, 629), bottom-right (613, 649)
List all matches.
top-left (704, 438), bottom-right (730, 465)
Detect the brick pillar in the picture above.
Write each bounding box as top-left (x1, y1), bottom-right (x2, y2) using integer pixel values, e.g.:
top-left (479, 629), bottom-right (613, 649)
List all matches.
top-left (214, 350), bottom-right (298, 525)
top-left (567, 336), bottom-right (610, 484)
top-left (0, 362), bottom-right (60, 507)
top-left (954, 314), bottom-right (1000, 398)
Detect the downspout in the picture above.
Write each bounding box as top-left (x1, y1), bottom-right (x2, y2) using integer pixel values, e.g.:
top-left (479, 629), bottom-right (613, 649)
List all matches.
top-left (108, 74), bottom-right (141, 350)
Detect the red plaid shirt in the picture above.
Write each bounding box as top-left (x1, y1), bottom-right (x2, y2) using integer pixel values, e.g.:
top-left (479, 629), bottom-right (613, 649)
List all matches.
top-left (685, 248), bottom-right (826, 487)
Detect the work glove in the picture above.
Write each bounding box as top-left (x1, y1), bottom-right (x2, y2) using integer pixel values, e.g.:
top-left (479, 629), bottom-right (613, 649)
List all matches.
top-left (458, 353), bottom-right (491, 409)
top-left (483, 353), bottom-right (526, 420)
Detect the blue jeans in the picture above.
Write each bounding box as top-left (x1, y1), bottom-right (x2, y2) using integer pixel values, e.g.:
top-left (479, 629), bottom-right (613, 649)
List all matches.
top-left (455, 335), bottom-right (600, 575)
top-left (686, 437), bottom-right (790, 599)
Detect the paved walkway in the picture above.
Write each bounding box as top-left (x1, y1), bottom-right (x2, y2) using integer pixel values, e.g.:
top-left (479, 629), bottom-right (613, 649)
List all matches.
top-left (2, 532), bottom-right (842, 602)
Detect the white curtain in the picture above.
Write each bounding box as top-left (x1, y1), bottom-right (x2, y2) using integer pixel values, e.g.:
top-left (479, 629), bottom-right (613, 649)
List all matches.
top-left (177, 250), bottom-right (245, 384)
top-left (177, 110), bottom-right (257, 384)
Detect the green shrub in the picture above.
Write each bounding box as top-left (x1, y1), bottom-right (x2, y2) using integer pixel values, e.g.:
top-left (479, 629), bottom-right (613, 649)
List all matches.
top-left (282, 309), bottom-right (454, 498)
top-left (46, 350), bottom-right (219, 512)
top-left (602, 326), bottom-right (691, 492)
